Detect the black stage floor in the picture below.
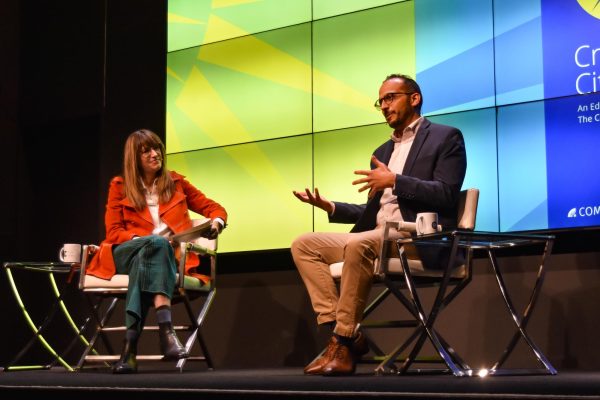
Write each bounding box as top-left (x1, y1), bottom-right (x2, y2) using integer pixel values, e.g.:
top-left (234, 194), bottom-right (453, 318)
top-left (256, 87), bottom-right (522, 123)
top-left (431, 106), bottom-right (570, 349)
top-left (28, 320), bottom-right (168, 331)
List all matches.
top-left (1, 367), bottom-right (600, 399)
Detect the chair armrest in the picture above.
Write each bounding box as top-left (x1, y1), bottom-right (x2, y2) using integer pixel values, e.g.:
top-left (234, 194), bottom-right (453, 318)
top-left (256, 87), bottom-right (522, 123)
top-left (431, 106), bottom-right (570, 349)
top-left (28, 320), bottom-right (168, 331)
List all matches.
top-left (386, 220), bottom-right (443, 235)
top-left (171, 218), bottom-right (212, 244)
top-left (397, 221), bottom-right (417, 232)
top-left (378, 220), bottom-right (436, 275)
top-left (181, 241), bottom-right (217, 257)
top-left (376, 222), bottom-right (413, 275)
top-left (177, 238), bottom-right (218, 289)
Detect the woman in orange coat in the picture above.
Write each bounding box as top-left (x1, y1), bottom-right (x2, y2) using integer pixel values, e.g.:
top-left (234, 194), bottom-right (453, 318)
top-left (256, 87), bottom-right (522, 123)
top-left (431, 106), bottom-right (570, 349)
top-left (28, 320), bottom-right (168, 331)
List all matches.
top-left (87, 129), bottom-right (227, 374)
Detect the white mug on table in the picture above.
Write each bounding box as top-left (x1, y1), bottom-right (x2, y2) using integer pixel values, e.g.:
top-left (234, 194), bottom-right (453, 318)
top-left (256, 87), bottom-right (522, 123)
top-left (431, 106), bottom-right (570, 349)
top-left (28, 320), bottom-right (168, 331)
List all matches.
top-left (59, 243), bottom-right (82, 263)
top-left (416, 212), bottom-right (438, 235)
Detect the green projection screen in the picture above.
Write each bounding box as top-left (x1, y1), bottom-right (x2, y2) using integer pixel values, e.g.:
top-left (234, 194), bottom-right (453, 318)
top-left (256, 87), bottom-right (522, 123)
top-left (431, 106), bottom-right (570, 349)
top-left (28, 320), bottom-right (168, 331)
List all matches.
top-left (167, 136), bottom-right (313, 253)
top-left (167, 1), bottom-right (416, 252)
top-left (167, 0), bottom-right (600, 252)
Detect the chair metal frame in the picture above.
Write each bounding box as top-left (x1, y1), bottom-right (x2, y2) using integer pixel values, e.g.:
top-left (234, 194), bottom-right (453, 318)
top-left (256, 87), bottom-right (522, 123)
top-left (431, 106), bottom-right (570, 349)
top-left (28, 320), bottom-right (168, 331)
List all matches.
top-left (75, 224), bottom-right (217, 372)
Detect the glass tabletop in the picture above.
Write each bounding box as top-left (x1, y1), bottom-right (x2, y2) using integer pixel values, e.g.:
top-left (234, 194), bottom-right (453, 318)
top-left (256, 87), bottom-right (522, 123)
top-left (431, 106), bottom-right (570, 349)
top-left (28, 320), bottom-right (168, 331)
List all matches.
top-left (3, 261), bottom-right (77, 273)
top-left (397, 230), bottom-right (555, 250)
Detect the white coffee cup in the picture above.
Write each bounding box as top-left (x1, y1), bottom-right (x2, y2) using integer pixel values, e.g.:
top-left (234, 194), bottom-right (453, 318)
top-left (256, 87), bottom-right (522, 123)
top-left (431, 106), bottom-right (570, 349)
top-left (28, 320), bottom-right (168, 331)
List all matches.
top-left (59, 243), bottom-right (82, 263)
top-left (416, 212), bottom-right (439, 235)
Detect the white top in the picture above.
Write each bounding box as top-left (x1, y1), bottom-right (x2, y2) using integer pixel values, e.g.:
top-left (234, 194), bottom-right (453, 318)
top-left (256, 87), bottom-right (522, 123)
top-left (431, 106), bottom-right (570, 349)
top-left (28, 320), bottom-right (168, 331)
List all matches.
top-left (375, 117), bottom-right (423, 228)
top-left (141, 179), bottom-right (225, 238)
top-left (142, 179), bottom-right (172, 237)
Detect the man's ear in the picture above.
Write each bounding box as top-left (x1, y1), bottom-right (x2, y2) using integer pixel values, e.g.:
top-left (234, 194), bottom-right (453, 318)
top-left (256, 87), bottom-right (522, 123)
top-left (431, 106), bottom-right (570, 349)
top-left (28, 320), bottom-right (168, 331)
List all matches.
top-left (410, 92), bottom-right (421, 108)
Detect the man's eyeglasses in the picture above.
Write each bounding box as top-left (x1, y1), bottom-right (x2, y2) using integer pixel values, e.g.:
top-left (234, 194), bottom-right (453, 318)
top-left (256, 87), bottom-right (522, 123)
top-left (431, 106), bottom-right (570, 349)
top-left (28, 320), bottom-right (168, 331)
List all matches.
top-left (374, 92), bottom-right (414, 110)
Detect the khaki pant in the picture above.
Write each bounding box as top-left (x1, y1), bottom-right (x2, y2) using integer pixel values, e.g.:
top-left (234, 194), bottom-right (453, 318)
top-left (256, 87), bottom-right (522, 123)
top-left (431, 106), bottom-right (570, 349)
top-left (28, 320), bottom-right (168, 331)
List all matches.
top-left (291, 228), bottom-right (411, 337)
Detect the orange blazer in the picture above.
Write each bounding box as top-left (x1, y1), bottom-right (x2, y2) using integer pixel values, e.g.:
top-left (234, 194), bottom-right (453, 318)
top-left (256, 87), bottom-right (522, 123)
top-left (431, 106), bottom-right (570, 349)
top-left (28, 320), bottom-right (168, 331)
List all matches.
top-left (86, 171), bottom-right (227, 283)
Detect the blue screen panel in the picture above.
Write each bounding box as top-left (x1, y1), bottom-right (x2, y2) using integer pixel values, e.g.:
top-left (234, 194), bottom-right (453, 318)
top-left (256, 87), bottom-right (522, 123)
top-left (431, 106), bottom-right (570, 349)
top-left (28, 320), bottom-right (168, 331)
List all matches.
top-left (497, 101), bottom-right (548, 231)
top-left (545, 92), bottom-right (600, 229)
top-left (494, 0), bottom-right (544, 106)
top-left (429, 109), bottom-right (499, 232)
top-left (416, 0), bottom-right (495, 115)
top-left (541, 0), bottom-right (600, 99)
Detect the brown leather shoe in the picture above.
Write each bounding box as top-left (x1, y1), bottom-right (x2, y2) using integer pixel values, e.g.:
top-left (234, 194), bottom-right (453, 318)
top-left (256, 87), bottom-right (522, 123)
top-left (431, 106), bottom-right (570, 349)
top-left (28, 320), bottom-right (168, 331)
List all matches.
top-left (304, 336), bottom-right (339, 375)
top-left (305, 332), bottom-right (369, 375)
top-left (321, 339), bottom-right (355, 376)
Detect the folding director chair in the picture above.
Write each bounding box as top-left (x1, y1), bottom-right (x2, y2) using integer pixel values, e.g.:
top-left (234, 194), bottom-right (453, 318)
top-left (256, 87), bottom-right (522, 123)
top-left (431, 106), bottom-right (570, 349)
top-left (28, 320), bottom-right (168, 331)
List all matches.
top-left (76, 219), bottom-right (217, 372)
top-left (327, 188), bottom-right (479, 374)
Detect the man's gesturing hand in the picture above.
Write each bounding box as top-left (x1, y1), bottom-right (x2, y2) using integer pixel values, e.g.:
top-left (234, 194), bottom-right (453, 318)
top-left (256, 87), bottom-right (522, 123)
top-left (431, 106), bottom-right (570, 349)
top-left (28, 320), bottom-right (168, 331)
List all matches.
top-left (352, 156), bottom-right (396, 198)
top-left (292, 187), bottom-right (334, 214)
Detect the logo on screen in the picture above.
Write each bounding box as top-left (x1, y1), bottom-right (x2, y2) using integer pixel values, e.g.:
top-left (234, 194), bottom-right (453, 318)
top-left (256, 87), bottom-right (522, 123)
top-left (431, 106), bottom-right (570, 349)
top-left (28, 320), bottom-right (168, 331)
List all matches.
top-left (568, 205), bottom-right (600, 217)
top-left (577, 0), bottom-right (600, 19)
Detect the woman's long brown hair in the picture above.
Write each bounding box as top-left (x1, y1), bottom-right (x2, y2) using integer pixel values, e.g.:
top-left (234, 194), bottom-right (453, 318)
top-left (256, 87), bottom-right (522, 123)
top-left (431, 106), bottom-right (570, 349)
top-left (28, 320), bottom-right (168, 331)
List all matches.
top-left (123, 129), bottom-right (175, 210)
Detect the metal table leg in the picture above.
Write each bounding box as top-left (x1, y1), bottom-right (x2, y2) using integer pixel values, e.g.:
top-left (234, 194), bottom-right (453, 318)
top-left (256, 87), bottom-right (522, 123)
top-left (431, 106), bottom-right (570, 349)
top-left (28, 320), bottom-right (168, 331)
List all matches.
top-left (396, 238), bottom-right (466, 376)
top-left (487, 239), bottom-right (557, 375)
top-left (2, 268), bottom-right (74, 371)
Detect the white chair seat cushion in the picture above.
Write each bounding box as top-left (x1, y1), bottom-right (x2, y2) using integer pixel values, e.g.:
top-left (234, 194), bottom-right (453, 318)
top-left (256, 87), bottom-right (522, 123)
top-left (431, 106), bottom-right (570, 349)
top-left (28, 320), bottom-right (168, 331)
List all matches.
top-left (329, 259), bottom-right (466, 279)
top-left (82, 273), bottom-right (207, 291)
top-left (83, 274), bottom-right (129, 288)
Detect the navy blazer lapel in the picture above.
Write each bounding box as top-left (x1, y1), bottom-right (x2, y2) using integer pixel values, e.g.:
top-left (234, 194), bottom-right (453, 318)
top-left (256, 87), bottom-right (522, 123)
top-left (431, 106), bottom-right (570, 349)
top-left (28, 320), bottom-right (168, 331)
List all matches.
top-left (403, 118), bottom-right (430, 175)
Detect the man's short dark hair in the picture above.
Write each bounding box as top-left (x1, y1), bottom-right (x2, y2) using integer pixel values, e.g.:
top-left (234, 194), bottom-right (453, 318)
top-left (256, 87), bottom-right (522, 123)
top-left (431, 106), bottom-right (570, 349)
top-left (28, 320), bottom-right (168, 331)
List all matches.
top-left (383, 74), bottom-right (423, 113)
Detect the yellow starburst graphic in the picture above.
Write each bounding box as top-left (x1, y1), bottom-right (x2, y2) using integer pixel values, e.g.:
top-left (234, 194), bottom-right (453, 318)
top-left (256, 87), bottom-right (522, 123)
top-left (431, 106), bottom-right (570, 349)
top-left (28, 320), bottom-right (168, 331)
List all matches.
top-left (577, 0), bottom-right (600, 19)
top-left (212, 0), bottom-right (262, 9)
top-left (167, 12), bottom-right (204, 25)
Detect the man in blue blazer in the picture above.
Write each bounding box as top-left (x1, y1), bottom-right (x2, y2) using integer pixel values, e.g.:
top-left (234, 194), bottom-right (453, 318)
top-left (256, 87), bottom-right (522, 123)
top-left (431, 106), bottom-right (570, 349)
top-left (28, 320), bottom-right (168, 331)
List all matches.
top-left (291, 74), bottom-right (467, 376)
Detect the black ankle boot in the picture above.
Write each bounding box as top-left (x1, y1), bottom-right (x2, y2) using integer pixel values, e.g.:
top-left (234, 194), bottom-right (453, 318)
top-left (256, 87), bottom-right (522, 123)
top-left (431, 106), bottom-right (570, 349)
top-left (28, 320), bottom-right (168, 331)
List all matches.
top-left (158, 322), bottom-right (189, 361)
top-left (112, 338), bottom-right (138, 374)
